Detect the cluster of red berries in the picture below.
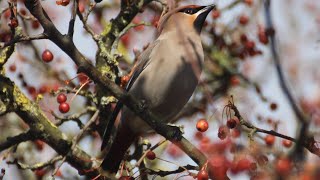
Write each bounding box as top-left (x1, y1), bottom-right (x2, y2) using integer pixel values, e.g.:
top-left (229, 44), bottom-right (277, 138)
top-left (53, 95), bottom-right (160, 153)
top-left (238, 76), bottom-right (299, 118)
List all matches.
top-left (264, 134), bottom-right (292, 148)
top-left (57, 93), bottom-right (70, 113)
top-left (218, 118), bottom-right (239, 140)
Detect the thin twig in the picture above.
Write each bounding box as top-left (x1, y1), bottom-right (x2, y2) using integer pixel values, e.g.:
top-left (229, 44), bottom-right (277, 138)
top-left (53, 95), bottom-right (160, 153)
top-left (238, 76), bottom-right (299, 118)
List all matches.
top-left (0, 131), bottom-right (35, 151)
top-left (264, 0), bottom-right (310, 159)
top-left (51, 110), bottom-right (100, 176)
top-left (68, 0), bottom-right (78, 37)
top-left (7, 156), bottom-right (63, 170)
top-left (3, 33), bottom-right (47, 47)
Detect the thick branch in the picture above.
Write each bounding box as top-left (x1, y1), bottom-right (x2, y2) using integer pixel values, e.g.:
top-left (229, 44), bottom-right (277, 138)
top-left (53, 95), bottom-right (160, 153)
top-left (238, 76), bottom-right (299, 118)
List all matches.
top-left (101, 0), bottom-right (153, 49)
top-left (0, 76), bottom-right (101, 178)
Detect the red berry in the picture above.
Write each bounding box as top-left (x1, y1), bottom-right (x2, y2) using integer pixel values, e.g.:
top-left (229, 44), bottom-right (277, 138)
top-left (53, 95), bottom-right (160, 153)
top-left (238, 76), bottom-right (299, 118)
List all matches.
top-left (9, 64), bottom-right (16, 72)
top-left (78, 1), bottom-right (85, 13)
top-left (197, 170), bottom-right (209, 180)
top-left (146, 151), bottom-right (156, 160)
top-left (57, 93), bottom-right (67, 104)
top-left (269, 102), bottom-right (277, 111)
top-left (38, 85), bottom-right (49, 94)
top-left (239, 15), bottom-right (249, 25)
top-left (34, 140), bottom-right (45, 151)
top-left (244, 0), bottom-right (253, 6)
top-left (119, 176), bottom-right (134, 180)
top-left (230, 76), bottom-right (240, 86)
top-left (59, 102), bottom-right (70, 113)
top-left (231, 129), bottom-right (241, 138)
top-left (240, 34), bottom-right (248, 42)
top-left (211, 10), bottom-right (220, 19)
top-left (218, 125), bottom-right (229, 140)
top-left (258, 30), bottom-right (269, 44)
top-left (42, 49), bottom-right (54, 63)
top-left (196, 119), bottom-right (209, 132)
top-left (236, 158), bottom-right (252, 172)
top-left (264, 135), bottom-right (275, 146)
top-left (27, 86), bottom-right (37, 96)
top-left (152, 16), bottom-right (160, 27)
top-left (245, 41), bottom-right (255, 49)
top-left (121, 75), bottom-right (130, 87)
top-left (227, 118), bottom-right (237, 129)
top-left (31, 20), bottom-right (40, 29)
top-left (3, 9), bottom-right (10, 19)
top-left (59, 0), bottom-right (70, 6)
top-left (20, 9), bottom-right (27, 16)
top-left (9, 18), bottom-right (18, 28)
top-left (55, 170), bottom-right (63, 177)
top-left (120, 33), bottom-right (131, 47)
top-left (275, 157), bottom-right (291, 175)
top-left (282, 139), bottom-right (292, 148)
top-left (194, 131), bottom-right (204, 140)
top-left (34, 169), bottom-right (46, 177)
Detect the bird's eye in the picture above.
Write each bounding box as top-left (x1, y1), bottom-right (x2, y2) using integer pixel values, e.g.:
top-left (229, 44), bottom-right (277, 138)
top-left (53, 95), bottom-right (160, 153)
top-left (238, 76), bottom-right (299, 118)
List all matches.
top-left (184, 8), bottom-right (195, 14)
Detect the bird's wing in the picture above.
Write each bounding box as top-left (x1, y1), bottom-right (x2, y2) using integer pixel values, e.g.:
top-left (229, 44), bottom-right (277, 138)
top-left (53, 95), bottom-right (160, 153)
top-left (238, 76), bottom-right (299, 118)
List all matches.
top-left (101, 41), bottom-right (159, 150)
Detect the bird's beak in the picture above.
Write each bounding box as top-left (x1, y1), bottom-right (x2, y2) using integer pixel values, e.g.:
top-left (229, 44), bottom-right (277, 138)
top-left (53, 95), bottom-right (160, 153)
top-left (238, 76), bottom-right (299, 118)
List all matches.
top-left (196, 4), bottom-right (216, 17)
top-left (194, 4), bottom-right (216, 33)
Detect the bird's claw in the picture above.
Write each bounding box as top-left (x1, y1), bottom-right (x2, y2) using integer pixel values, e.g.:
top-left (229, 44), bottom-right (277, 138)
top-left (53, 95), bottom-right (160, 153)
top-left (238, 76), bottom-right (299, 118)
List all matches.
top-left (166, 124), bottom-right (183, 141)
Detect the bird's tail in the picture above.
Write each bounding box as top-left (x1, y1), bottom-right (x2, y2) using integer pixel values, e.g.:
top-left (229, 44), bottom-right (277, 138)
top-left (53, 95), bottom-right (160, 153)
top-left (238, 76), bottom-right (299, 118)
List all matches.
top-left (100, 125), bottom-right (136, 173)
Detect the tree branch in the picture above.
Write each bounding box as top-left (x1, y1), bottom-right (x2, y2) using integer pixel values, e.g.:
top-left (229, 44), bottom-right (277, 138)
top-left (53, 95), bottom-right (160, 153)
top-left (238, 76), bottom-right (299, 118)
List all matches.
top-left (0, 75), bottom-right (101, 179)
top-left (0, 131), bottom-right (35, 151)
top-left (264, 0), bottom-right (310, 160)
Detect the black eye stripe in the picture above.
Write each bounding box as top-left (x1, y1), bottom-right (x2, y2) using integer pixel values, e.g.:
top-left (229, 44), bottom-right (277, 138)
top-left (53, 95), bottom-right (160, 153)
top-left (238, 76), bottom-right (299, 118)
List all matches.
top-left (179, 6), bottom-right (205, 15)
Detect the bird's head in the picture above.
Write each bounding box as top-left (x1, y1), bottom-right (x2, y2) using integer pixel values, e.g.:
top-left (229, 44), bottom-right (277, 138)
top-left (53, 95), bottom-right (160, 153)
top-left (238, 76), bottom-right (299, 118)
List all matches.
top-left (158, 4), bottom-right (216, 34)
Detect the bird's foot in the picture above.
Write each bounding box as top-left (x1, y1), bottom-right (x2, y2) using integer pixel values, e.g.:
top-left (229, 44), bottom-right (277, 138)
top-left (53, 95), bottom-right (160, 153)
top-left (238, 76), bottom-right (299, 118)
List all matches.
top-left (166, 124), bottom-right (183, 141)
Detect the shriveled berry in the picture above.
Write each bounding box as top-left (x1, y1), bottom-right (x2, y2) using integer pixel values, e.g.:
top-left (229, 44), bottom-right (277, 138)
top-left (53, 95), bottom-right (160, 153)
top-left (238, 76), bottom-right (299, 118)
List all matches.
top-left (227, 118), bottom-right (237, 129)
top-left (218, 125), bottom-right (229, 140)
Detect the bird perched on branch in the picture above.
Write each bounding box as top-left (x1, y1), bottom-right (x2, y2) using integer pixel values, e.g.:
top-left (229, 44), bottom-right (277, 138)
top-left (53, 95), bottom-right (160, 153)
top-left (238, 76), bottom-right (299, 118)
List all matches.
top-left (100, 4), bottom-right (215, 173)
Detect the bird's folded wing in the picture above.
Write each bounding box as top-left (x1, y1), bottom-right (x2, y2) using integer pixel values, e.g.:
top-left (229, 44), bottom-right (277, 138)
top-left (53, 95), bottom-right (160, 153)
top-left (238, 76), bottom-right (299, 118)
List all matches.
top-left (100, 41), bottom-right (159, 150)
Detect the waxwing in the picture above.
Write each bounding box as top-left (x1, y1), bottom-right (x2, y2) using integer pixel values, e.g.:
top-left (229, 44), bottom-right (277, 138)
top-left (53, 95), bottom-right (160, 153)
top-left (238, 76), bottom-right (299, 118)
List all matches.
top-left (101, 4), bottom-right (215, 173)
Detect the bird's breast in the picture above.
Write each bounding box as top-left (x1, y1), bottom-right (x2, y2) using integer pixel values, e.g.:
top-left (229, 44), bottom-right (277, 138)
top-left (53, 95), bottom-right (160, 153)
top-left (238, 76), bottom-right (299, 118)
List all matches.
top-left (122, 31), bottom-right (204, 133)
